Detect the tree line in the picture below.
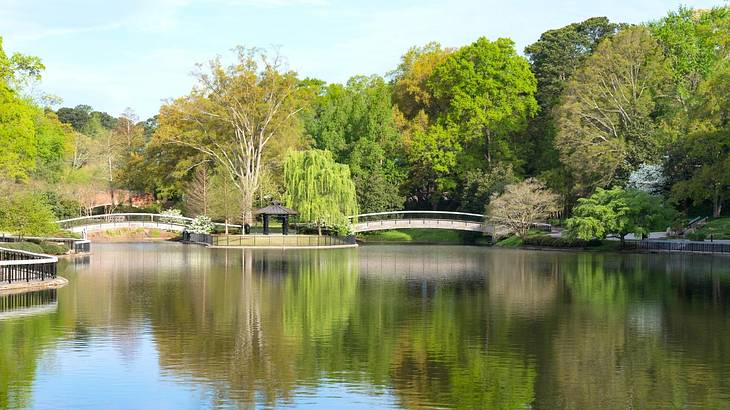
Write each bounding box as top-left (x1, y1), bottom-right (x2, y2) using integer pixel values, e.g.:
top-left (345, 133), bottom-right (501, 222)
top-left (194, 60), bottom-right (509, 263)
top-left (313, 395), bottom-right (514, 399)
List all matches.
top-left (1, 6), bottom-right (729, 236)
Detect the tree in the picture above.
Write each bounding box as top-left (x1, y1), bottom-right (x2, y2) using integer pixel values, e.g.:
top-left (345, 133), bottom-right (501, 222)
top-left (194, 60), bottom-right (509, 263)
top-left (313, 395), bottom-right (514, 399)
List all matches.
top-left (184, 164), bottom-right (212, 216)
top-left (487, 178), bottom-right (559, 237)
top-left (390, 42), bottom-right (453, 120)
top-left (156, 47), bottom-right (307, 225)
top-left (555, 27), bottom-right (672, 193)
top-left (566, 187), bottom-right (676, 245)
top-left (667, 130), bottom-right (730, 218)
top-left (458, 164), bottom-right (517, 214)
top-left (0, 192), bottom-right (57, 237)
top-left (650, 7), bottom-right (730, 109)
top-left (627, 164), bottom-right (666, 195)
top-left (305, 75), bottom-right (405, 213)
top-left (282, 149), bottom-right (357, 234)
top-left (0, 38), bottom-right (70, 183)
top-left (522, 17), bottom-right (620, 176)
top-left (56, 105), bottom-right (92, 132)
top-left (429, 37), bottom-right (538, 168)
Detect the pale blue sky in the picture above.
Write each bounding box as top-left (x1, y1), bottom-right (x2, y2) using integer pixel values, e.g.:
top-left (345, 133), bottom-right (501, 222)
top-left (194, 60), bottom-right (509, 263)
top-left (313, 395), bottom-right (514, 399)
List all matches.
top-left (1, 0), bottom-right (724, 119)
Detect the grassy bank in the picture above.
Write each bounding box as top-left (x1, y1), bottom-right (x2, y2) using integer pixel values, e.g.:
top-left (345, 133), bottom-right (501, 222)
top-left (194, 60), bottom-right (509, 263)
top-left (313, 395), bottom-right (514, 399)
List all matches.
top-left (358, 229), bottom-right (485, 245)
top-left (695, 218), bottom-right (730, 239)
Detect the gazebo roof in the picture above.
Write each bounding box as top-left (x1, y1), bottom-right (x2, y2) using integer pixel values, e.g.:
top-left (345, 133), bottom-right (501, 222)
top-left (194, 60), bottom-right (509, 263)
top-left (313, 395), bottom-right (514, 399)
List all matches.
top-left (255, 201), bottom-right (298, 215)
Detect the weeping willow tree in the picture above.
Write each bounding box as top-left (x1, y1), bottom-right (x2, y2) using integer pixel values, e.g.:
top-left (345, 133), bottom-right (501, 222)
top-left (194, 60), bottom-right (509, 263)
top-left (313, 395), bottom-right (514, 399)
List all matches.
top-left (283, 149), bottom-right (358, 235)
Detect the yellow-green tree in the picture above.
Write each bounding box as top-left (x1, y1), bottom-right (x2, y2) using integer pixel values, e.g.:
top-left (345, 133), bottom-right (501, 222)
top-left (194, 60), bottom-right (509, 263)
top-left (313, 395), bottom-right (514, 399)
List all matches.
top-left (283, 149), bottom-right (357, 234)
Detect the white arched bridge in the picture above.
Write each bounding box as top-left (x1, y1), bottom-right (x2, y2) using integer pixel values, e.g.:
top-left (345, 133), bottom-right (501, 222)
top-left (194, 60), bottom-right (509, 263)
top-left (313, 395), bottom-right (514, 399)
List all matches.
top-left (56, 213), bottom-right (236, 233)
top-left (349, 211), bottom-right (550, 234)
top-left (57, 211), bottom-right (551, 235)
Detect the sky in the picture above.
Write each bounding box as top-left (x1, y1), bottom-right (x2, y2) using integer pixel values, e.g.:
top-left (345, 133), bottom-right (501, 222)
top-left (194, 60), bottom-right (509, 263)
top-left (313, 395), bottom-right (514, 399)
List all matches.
top-left (1, 0), bottom-right (725, 119)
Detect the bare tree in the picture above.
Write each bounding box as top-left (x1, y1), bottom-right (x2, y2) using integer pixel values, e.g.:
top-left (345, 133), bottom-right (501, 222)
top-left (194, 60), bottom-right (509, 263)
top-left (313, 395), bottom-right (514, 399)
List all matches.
top-left (159, 47), bottom-right (306, 225)
top-left (488, 178), bottom-right (560, 237)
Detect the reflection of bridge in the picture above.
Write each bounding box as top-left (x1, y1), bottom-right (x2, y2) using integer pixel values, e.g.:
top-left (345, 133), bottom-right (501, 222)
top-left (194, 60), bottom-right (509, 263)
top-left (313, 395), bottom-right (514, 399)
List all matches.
top-left (350, 211), bottom-right (551, 234)
top-left (57, 213), bottom-right (237, 233)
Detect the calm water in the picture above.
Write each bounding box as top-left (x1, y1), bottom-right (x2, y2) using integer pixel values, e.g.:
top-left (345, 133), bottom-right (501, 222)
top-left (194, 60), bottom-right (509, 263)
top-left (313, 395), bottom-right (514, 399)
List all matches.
top-left (1, 243), bottom-right (729, 409)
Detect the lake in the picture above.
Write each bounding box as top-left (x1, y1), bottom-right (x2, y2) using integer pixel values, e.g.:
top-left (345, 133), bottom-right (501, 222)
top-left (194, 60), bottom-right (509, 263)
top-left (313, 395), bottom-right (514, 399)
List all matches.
top-left (1, 242), bottom-right (729, 409)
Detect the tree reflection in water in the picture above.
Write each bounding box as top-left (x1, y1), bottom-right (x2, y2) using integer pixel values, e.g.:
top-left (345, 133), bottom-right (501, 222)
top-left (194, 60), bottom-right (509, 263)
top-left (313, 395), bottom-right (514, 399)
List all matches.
top-left (0, 243), bottom-right (729, 408)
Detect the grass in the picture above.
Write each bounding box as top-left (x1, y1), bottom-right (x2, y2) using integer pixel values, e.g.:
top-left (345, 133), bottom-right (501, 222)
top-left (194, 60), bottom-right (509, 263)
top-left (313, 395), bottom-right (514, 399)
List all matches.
top-left (358, 229), bottom-right (479, 244)
top-left (495, 235), bottom-right (523, 247)
top-left (696, 218), bottom-right (730, 239)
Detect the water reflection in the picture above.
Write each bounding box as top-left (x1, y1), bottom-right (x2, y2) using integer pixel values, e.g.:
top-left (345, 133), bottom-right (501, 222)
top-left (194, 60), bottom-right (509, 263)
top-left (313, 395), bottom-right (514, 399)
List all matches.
top-left (0, 243), bottom-right (729, 408)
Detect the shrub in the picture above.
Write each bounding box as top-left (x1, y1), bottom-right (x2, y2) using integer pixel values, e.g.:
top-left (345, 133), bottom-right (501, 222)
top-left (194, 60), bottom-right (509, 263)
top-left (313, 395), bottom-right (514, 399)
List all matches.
top-left (522, 235), bottom-right (601, 248)
top-left (37, 241), bottom-right (69, 255)
top-left (188, 215), bottom-right (214, 234)
top-left (159, 208), bottom-right (183, 224)
top-left (0, 242), bottom-right (44, 254)
top-left (686, 231), bottom-right (706, 241)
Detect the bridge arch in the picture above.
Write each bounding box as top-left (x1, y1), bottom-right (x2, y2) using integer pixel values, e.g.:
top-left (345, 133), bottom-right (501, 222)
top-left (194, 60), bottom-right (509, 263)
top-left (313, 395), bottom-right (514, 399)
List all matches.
top-left (349, 211), bottom-right (551, 234)
top-left (57, 213), bottom-right (237, 233)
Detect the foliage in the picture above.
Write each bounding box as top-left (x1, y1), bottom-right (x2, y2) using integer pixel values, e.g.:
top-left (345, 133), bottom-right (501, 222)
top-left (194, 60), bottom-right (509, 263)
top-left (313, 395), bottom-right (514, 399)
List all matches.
top-left (487, 178), bottom-right (560, 237)
top-left (458, 164), bottom-right (517, 213)
top-left (0, 241), bottom-right (44, 253)
top-left (555, 26), bottom-right (672, 193)
top-left (36, 241), bottom-right (69, 255)
top-left (306, 76), bottom-right (405, 213)
top-left (649, 7), bottom-right (730, 107)
top-left (159, 208), bottom-right (183, 224)
top-left (156, 47), bottom-right (308, 224)
top-left (188, 215), bottom-right (214, 234)
top-left (0, 192), bottom-right (57, 237)
top-left (566, 187), bottom-right (677, 243)
top-left (522, 234), bottom-right (601, 248)
top-left (283, 149), bottom-right (358, 232)
top-left (695, 218), bottom-right (730, 240)
top-left (667, 128), bottom-right (730, 218)
top-left (430, 37), bottom-right (538, 168)
top-left (627, 164), bottom-right (666, 195)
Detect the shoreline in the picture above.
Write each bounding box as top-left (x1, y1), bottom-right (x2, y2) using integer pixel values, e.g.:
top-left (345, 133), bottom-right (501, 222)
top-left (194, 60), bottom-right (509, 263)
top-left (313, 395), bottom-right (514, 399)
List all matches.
top-left (0, 276), bottom-right (69, 294)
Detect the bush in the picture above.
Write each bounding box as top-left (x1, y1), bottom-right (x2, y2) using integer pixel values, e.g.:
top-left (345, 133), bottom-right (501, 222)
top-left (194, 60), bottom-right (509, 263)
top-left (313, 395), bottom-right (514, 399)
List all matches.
top-left (0, 241), bottom-right (44, 254)
top-left (188, 215), bottom-right (214, 234)
top-left (686, 231), bottom-right (706, 241)
top-left (522, 235), bottom-right (601, 248)
top-left (37, 241), bottom-right (69, 255)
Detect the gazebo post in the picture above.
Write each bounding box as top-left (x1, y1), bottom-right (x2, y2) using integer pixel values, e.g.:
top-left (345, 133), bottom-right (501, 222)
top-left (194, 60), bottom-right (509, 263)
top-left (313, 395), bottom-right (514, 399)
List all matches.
top-left (263, 214), bottom-right (270, 235)
top-left (283, 215), bottom-right (289, 235)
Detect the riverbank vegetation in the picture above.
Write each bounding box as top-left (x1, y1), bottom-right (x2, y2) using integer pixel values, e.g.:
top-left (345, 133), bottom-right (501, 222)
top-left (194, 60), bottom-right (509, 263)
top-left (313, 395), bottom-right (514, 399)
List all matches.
top-left (2, 6), bottom-right (730, 238)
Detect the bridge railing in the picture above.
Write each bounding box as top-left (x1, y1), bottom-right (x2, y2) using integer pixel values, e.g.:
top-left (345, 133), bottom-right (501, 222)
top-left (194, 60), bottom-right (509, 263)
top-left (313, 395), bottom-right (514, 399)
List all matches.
top-left (57, 213), bottom-right (239, 231)
top-left (350, 211), bottom-right (486, 224)
top-left (0, 247), bottom-right (57, 283)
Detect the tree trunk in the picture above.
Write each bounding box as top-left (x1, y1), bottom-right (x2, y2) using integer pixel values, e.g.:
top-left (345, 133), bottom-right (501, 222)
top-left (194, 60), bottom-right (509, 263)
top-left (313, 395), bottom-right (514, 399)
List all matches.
top-left (241, 186), bottom-right (254, 227)
top-left (713, 185), bottom-right (722, 218)
top-left (620, 234), bottom-right (625, 249)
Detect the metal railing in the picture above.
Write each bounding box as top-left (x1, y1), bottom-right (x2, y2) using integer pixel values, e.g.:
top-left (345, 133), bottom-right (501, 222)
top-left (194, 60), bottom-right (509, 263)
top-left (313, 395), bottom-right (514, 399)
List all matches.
top-left (349, 211), bottom-right (552, 232)
top-left (185, 233), bottom-right (356, 247)
top-left (623, 239), bottom-right (730, 254)
top-left (57, 213), bottom-right (240, 232)
top-left (0, 247), bottom-right (58, 283)
top-left (0, 234), bottom-right (90, 254)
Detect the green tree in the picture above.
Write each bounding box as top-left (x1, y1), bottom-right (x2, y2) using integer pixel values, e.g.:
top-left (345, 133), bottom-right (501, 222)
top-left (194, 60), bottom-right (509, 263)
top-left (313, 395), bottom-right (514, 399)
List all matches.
top-left (282, 149), bottom-right (358, 234)
top-left (667, 130), bottom-right (730, 217)
top-left (522, 17), bottom-right (620, 177)
top-left (429, 37), bottom-right (538, 168)
top-left (555, 27), bottom-right (672, 193)
top-left (650, 7), bottom-right (730, 109)
top-left (156, 47), bottom-right (308, 225)
top-left (0, 192), bottom-right (57, 237)
top-left (305, 75), bottom-right (405, 213)
top-left (566, 187), bottom-right (675, 245)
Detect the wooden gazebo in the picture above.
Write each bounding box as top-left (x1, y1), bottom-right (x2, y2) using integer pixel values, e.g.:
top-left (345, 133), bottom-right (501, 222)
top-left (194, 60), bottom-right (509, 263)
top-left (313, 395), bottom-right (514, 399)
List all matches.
top-left (255, 201), bottom-right (298, 235)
